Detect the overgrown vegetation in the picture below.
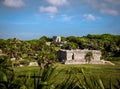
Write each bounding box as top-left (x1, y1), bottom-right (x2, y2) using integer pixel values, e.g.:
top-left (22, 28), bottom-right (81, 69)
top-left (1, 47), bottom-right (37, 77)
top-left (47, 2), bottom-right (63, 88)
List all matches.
top-left (0, 34), bottom-right (120, 88)
top-left (85, 52), bottom-right (94, 63)
top-left (0, 34), bottom-right (120, 64)
top-left (0, 55), bottom-right (120, 89)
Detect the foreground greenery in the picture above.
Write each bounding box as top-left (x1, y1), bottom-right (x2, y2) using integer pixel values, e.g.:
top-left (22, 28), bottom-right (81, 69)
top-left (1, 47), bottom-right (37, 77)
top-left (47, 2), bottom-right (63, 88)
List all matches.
top-left (0, 55), bottom-right (120, 89)
top-left (13, 62), bottom-right (120, 89)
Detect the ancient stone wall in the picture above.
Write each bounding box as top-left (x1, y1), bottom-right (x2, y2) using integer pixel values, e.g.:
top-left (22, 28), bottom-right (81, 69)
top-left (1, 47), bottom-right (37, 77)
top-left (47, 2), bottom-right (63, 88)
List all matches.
top-left (57, 49), bottom-right (104, 64)
top-left (57, 50), bottom-right (67, 63)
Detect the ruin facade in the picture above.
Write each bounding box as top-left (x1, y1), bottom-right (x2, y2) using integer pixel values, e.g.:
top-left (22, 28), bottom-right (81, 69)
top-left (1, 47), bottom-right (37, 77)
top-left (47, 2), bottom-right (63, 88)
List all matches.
top-left (53, 36), bottom-right (61, 42)
top-left (57, 49), bottom-right (104, 64)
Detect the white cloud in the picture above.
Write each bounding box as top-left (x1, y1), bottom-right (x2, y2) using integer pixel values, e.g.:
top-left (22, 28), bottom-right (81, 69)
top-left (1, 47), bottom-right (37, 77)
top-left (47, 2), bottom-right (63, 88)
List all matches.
top-left (82, 0), bottom-right (119, 16)
top-left (61, 15), bottom-right (73, 22)
top-left (83, 14), bottom-right (96, 21)
top-left (46, 0), bottom-right (67, 6)
top-left (3, 0), bottom-right (24, 8)
top-left (100, 8), bottom-right (118, 16)
top-left (105, 0), bottom-right (120, 5)
top-left (49, 15), bottom-right (55, 19)
top-left (39, 6), bottom-right (58, 13)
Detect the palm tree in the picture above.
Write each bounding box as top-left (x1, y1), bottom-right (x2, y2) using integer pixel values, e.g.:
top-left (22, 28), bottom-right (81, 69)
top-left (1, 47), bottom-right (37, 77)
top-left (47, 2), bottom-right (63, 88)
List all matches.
top-left (0, 55), bottom-right (27, 89)
top-left (85, 52), bottom-right (94, 64)
top-left (8, 38), bottom-right (21, 59)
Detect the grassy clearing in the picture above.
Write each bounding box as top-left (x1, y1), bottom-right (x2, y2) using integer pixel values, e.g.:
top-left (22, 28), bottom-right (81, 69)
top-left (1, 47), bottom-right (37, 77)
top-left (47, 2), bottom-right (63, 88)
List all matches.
top-left (55, 63), bottom-right (120, 87)
top-left (14, 66), bottom-right (40, 76)
top-left (13, 62), bottom-right (120, 88)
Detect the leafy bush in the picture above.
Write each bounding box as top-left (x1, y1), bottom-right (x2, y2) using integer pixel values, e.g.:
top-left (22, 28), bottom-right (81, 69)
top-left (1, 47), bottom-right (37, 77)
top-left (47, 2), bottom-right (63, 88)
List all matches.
top-left (19, 60), bottom-right (29, 66)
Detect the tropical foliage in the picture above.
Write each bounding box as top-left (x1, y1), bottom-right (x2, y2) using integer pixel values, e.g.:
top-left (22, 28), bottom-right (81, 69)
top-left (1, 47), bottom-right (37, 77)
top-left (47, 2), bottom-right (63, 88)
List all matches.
top-left (0, 34), bottom-right (120, 88)
top-left (85, 52), bottom-right (94, 63)
top-left (0, 34), bottom-right (119, 63)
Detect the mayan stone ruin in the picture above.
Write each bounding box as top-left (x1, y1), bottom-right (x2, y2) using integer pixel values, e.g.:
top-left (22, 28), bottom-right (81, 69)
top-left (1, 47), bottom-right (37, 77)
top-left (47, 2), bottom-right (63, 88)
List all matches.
top-left (57, 49), bottom-right (104, 64)
top-left (53, 36), bottom-right (61, 42)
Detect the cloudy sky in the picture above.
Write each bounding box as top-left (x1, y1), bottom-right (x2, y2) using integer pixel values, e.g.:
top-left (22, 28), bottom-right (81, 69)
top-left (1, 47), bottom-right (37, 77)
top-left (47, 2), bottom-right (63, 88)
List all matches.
top-left (0, 0), bottom-right (120, 40)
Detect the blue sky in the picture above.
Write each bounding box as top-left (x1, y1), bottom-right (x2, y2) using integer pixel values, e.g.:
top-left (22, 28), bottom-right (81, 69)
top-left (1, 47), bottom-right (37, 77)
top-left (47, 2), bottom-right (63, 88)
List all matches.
top-left (0, 0), bottom-right (120, 40)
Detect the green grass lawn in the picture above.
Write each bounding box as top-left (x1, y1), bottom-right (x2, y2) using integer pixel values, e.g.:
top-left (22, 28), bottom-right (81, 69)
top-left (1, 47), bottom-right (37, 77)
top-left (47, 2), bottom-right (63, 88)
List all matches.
top-left (13, 61), bottom-right (120, 88)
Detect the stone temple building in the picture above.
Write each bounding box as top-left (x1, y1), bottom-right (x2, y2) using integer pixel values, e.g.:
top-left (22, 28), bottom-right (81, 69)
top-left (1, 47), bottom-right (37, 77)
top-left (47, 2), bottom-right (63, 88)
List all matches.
top-left (57, 49), bottom-right (104, 64)
top-left (53, 36), bottom-right (61, 42)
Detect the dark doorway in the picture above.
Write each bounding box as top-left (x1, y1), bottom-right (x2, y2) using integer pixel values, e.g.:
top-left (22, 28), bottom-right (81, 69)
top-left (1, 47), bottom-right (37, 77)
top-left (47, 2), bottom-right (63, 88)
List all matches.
top-left (72, 53), bottom-right (74, 60)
